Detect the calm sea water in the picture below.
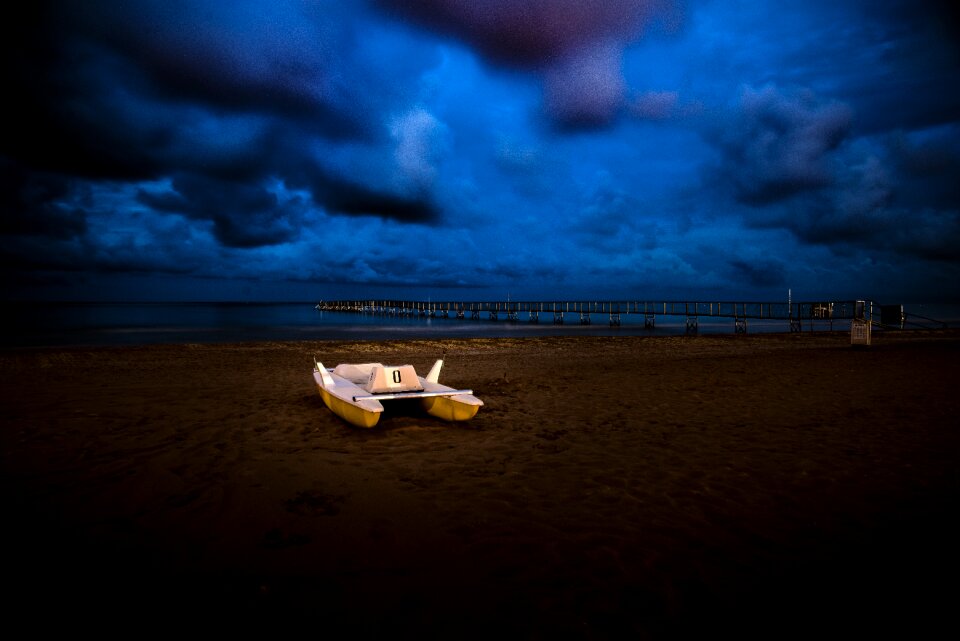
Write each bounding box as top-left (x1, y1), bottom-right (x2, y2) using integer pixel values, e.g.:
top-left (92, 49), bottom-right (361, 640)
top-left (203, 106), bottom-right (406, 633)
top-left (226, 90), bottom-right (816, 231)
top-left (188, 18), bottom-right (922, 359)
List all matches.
top-left (4, 301), bottom-right (958, 349)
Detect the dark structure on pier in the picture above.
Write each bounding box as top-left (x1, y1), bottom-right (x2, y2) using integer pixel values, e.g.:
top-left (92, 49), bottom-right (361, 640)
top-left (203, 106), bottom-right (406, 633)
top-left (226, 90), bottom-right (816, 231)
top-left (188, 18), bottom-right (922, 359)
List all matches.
top-left (315, 299), bottom-right (945, 334)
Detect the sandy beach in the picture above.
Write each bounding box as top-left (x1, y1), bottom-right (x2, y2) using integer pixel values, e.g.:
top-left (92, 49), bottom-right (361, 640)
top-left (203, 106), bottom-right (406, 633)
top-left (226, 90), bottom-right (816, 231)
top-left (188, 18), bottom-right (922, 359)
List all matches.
top-left (2, 330), bottom-right (959, 638)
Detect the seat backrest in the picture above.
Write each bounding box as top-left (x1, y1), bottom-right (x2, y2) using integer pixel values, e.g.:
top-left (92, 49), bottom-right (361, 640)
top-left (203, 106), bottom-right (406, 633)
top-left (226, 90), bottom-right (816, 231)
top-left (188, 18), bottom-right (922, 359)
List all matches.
top-left (333, 363), bottom-right (380, 384)
top-left (362, 364), bottom-right (423, 394)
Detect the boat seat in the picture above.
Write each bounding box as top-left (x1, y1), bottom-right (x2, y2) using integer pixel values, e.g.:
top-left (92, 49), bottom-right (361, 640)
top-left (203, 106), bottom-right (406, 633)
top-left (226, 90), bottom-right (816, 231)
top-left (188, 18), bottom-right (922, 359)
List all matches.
top-left (333, 363), bottom-right (381, 384)
top-left (362, 364), bottom-right (423, 394)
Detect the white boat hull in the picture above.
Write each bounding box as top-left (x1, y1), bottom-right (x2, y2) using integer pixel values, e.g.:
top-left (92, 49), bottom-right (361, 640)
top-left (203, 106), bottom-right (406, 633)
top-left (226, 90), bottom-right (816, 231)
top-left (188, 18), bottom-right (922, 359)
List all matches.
top-left (313, 359), bottom-right (482, 428)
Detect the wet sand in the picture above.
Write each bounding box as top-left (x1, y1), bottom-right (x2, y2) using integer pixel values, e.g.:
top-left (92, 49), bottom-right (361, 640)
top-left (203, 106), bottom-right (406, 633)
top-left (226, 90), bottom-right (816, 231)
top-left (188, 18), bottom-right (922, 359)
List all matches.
top-left (2, 330), bottom-right (959, 637)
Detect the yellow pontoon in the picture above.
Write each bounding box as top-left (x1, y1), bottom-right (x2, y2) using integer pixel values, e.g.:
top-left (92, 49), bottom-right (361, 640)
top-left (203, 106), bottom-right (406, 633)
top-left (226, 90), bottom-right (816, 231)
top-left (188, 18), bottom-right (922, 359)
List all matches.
top-left (312, 357), bottom-right (483, 428)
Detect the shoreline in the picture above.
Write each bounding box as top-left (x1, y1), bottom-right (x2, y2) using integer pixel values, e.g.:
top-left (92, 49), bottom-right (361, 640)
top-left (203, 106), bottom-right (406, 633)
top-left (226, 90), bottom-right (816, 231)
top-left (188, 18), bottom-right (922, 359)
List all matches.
top-left (2, 321), bottom-right (864, 351)
top-left (5, 324), bottom-right (957, 351)
top-left (3, 330), bottom-right (959, 636)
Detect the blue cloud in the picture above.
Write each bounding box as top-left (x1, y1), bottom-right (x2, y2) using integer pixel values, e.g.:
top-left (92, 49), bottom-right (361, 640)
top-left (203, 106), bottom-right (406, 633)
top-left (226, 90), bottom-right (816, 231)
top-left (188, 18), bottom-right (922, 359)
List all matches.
top-left (1, 0), bottom-right (958, 303)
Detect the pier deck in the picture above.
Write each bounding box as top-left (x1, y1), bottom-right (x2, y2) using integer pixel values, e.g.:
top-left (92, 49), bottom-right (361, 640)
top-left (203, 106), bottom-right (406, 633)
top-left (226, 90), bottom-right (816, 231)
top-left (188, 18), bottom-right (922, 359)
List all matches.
top-left (314, 299), bottom-right (927, 333)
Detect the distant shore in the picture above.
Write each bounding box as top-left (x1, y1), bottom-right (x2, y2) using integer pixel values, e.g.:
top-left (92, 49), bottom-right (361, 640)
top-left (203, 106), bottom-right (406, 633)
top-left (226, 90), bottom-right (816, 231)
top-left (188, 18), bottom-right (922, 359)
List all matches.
top-left (2, 330), bottom-right (959, 637)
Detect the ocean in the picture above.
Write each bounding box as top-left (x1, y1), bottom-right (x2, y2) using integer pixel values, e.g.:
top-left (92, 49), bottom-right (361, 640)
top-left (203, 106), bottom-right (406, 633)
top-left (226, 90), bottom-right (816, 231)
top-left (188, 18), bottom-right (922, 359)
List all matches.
top-left (4, 301), bottom-right (958, 349)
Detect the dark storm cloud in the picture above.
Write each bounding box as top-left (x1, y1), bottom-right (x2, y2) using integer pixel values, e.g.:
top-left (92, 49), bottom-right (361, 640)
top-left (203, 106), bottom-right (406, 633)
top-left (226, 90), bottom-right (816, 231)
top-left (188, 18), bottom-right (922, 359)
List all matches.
top-left (567, 179), bottom-right (658, 252)
top-left (834, 0), bottom-right (960, 135)
top-left (743, 143), bottom-right (960, 266)
top-left (887, 130), bottom-right (960, 212)
top-left (73, 1), bottom-right (378, 140)
top-left (309, 171), bottom-right (438, 223)
top-left (727, 258), bottom-right (786, 289)
top-left (137, 174), bottom-right (298, 248)
top-left (709, 85), bottom-right (852, 206)
top-left (269, 125), bottom-right (441, 224)
top-left (688, 2), bottom-right (960, 276)
top-left (377, 0), bottom-right (685, 127)
top-left (0, 162), bottom-right (87, 240)
top-left (376, 0), bottom-right (678, 66)
top-left (785, 197), bottom-right (960, 264)
top-left (2, 0), bottom-right (959, 303)
top-left (0, 0), bottom-right (437, 255)
top-left (542, 43), bottom-right (627, 129)
top-left (4, 1), bottom-right (376, 171)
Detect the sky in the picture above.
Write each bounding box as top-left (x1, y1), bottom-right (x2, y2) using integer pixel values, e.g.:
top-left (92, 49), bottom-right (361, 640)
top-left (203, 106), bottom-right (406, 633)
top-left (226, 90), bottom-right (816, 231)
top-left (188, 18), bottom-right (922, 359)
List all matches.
top-left (2, 0), bottom-right (959, 304)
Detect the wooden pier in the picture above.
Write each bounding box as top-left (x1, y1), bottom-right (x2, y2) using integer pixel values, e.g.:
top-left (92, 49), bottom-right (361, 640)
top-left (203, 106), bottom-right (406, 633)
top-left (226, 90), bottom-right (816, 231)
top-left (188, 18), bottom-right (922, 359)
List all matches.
top-left (314, 299), bottom-right (896, 334)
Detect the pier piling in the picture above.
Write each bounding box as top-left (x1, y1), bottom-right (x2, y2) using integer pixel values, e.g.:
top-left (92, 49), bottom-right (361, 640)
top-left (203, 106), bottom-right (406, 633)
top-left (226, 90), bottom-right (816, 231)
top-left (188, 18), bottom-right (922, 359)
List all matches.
top-left (313, 298), bottom-right (936, 335)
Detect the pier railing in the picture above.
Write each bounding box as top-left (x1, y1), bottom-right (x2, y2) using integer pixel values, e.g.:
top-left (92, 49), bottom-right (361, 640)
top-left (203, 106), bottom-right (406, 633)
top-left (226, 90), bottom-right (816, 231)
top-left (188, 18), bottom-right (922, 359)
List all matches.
top-left (316, 299), bottom-right (857, 318)
top-left (314, 298), bottom-right (933, 333)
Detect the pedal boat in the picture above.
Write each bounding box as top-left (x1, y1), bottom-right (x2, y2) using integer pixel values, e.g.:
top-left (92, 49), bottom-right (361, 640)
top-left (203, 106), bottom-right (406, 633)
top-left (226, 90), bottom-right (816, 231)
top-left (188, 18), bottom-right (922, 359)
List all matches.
top-left (312, 357), bottom-right (483, 428)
